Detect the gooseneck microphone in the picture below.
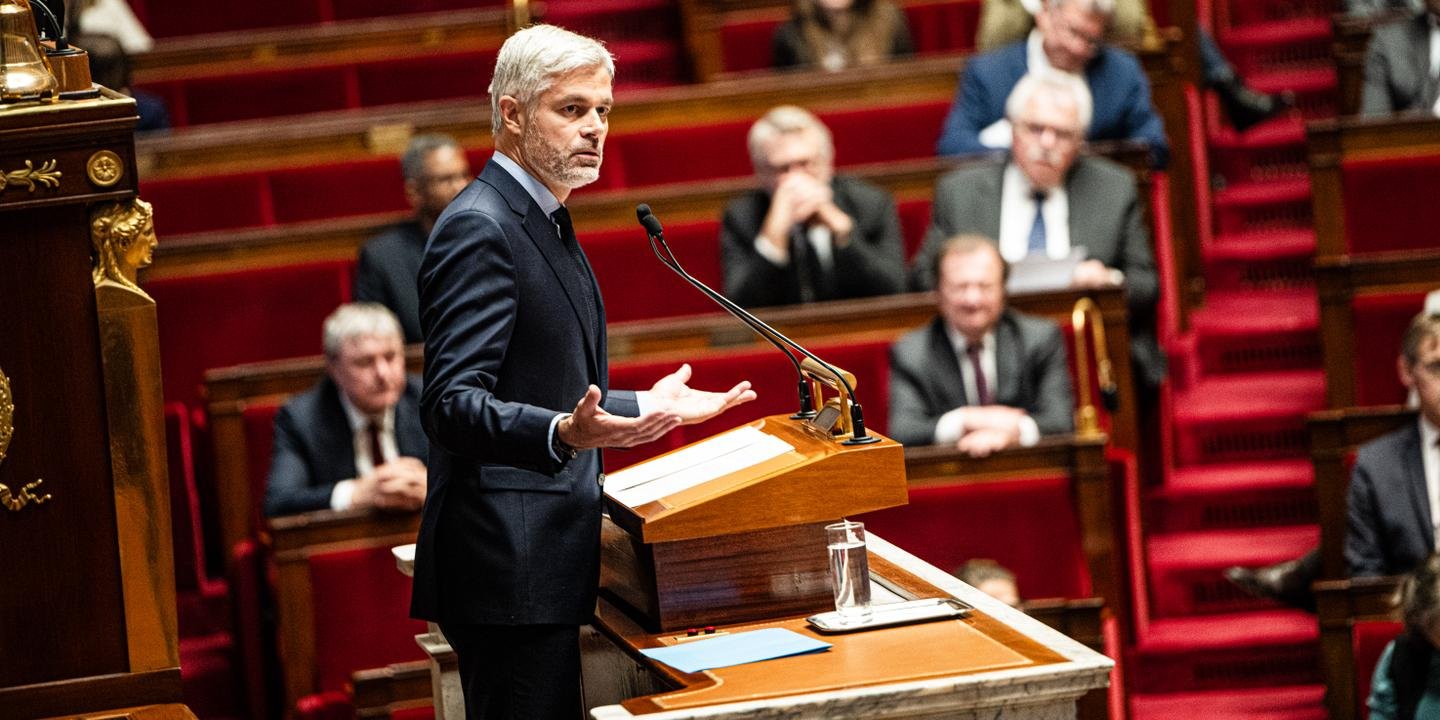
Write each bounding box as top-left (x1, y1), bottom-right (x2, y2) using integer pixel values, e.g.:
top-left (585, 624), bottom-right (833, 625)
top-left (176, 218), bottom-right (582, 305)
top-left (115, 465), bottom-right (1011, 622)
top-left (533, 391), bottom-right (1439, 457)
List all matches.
top-left (635, 204), bottom-right (876, 444)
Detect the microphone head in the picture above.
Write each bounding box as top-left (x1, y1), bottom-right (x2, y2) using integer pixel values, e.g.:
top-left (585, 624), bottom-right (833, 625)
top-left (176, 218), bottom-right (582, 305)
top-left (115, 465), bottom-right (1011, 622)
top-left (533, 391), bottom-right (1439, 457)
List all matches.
top-left (636, 203), bottom-right (664, 236)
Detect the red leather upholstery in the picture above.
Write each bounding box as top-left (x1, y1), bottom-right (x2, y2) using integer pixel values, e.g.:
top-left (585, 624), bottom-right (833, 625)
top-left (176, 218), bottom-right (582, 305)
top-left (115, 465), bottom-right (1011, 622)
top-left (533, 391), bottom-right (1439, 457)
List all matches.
top-left (307, 546), bottom-right (429, 694)
top-left (1342, 155), bottom-right (1440, 255)
top-left (1353, 620), bottom-right (1404, 719)
top-left (1352, 291), bottom-right (1428, 407)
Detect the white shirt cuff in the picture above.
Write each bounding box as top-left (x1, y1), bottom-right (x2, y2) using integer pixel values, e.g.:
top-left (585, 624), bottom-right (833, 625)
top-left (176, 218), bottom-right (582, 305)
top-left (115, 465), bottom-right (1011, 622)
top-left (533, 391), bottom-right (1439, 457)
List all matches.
top-left (547, 413), bottom-right (567, 462)
top-left (934, 407), bottom-right (967, 445)
top-left (1017, 415), bottom-right (1041, 447)
top-left (635, 391), bottom-right (654, 415)
top-left (330, 479), bottom-right (356, 511)
top-left (754, 234), bottom-right (790, 267)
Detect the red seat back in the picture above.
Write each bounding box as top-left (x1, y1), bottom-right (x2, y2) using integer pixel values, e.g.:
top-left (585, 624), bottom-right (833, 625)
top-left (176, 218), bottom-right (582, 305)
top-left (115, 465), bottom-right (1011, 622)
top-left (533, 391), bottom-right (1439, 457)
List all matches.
top-left (307, 546), bottom-right (429, 693)
top-left (143, 172), bottom-right (272, 236)
top-left (167, 402), bottom-right (207, 592)
top-left (146, 260), bottom-right (353, 410)
top-left (904, 1), bottom-right (981, 55)
top-left (860, 475), bottom-right (1091, 599)
top-left (1342, 155), bottom-right (1440, 255)
top-left (244, 401), bottom-right (285, 530)
top-left (269, 159), bottom-right (408, 225)
top-left (582, 220), bottom-right (724, 323)
top-left (1352, 291), bottom-right (1428, 406)
top-left (1353, 620), bottom-right (1404, 719)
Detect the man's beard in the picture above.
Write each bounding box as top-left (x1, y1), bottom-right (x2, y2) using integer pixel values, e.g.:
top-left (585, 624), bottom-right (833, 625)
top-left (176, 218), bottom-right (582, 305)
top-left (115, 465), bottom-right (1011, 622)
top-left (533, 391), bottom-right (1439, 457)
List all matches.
top-left (524, 131), bottom-right (601, 189)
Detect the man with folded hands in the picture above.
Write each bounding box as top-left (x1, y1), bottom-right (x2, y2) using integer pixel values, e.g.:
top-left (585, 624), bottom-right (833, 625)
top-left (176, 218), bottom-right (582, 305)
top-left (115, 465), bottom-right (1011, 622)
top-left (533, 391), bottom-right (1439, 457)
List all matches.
top-left (890, 235), bottom-right (1074, 456)
top-left (263, 302), bottom-right (427, 517)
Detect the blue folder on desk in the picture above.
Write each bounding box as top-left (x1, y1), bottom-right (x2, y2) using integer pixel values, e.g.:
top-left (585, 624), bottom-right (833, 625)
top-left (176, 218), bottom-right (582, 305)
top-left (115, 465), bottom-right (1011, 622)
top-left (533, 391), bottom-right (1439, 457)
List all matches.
top-left (640, 628), bottom-right (832, 674)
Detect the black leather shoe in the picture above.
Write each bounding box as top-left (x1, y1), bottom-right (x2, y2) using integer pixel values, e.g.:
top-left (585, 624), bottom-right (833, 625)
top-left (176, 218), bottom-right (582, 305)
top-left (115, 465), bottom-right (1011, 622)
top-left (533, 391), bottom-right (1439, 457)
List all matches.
top-left (1224, 557), bottom-right (1316, 612)
top-left (1216, 78), bottom-right (1294, 132)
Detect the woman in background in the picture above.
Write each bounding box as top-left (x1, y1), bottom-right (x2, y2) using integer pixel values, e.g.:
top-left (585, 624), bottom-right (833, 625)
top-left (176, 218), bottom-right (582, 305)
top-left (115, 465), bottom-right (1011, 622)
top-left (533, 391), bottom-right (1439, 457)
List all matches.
top-left (1369, 553), bottom-right (1440, 719)
top-left (772, 0), bottom-right (914, 72)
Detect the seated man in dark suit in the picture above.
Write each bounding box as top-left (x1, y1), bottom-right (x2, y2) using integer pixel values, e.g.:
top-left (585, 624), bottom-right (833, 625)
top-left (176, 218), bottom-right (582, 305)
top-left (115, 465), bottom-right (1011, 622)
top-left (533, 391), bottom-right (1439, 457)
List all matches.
top-left (720, 105), bottom-right (906, 308)
top-left (915, 72), bottom-right (1164, 388)
top-left (1360, 0), bottom-right (1440, 116)
top-left (936, 0), bottom-right (1169, 167)
top-left (1349, 311), bottom-right (1440, 576)
top-left (889, 235), bottom-right (1074, 456)
top-left (264, 303), bottom-right (428, 517)
top-left (354, 134), bottom-right (473, 344)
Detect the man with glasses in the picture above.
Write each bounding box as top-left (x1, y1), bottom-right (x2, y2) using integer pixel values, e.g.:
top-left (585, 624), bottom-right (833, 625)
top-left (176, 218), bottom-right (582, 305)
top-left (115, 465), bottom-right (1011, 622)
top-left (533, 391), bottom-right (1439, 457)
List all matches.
top-left (935, 0), bottom-right (1169, 168)
top-left (913, 72), bottom-right (1164, 389)
top-left (355, 134), bottom-right (473, 344)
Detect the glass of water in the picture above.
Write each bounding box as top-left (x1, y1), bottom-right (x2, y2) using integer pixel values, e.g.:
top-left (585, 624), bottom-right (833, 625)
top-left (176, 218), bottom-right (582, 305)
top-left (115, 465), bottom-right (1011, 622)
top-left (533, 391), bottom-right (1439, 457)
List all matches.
top-left (825, 520), bottom-right (873, 624)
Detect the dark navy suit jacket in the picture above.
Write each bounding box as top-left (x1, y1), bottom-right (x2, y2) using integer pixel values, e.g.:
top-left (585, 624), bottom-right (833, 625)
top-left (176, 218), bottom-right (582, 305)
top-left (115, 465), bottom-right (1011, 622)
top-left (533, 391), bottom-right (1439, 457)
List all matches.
top-left (263, 375), bottom-right (427, 518)
top-left (935, 40), bottom-right (1170, 168)
top-left (1346, 420), bottom-right (1434, 578)
top-left (410, 159), bottom-right (639, 626)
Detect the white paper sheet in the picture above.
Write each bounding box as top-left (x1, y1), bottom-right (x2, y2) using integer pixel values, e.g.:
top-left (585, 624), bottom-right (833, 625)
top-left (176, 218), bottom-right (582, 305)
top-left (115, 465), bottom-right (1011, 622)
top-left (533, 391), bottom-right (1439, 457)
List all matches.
top-left (606, 426), bottom-right (795, 507)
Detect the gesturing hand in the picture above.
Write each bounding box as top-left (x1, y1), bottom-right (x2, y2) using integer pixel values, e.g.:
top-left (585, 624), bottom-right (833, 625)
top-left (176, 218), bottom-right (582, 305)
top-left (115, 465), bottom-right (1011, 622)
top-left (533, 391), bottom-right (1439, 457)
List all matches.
top-left (558, 385), bottom-right (682, 450)
top-left (647, 363), bottom-right (757, 425)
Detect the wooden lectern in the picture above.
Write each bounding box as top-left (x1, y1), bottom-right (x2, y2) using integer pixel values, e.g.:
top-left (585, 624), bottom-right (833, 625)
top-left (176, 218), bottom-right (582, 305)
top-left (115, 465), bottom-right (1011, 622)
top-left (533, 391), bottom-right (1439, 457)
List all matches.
top-left (0, 91), bottom-right (193, 719)
top-left (601, 412), bottom-right (908, 632)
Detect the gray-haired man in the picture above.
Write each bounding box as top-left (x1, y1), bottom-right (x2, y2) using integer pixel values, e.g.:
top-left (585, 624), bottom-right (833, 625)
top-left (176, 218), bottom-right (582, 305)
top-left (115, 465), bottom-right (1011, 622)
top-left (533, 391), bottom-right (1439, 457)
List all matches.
top-left (409, 25), bottom-right (755, 718)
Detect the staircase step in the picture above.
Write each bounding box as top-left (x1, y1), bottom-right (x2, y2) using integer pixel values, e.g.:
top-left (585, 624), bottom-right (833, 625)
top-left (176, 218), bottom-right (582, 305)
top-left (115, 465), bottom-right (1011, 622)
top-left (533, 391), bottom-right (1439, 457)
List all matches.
top-left (1204, 228), bottom-right (1316, 292)
top-left (1130, 610), bottom-right (1320, 693)
top-left (1209, 117), bottom-right (1308, 186)
top-left (1212, 178), bottom-right (1313, 235)
top-left (1219, 17), bottom-right (1333, 80)
top-left (1171, 370), bottom-right (1326, 464)
top-left (1151, 459), bottom-right (1315, 533)
top-left (1248, 66), bottom-right (1338, 119)
top-left (180, 632), bottom-right (243, 719)
top-left (1187, 291), bottom-right (1320, 376)
top-left (1147, 525), bottom-right (1318, 616)
top-left (1131, 684), bottom-right (1327, 720)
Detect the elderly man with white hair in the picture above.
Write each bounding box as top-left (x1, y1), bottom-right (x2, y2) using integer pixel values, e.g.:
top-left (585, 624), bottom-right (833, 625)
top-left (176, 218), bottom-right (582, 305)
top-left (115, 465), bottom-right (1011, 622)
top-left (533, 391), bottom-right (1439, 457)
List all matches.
top-left (720, 105), bottom-right (907, 308)
top-left (935, 0), bottom-right (1169, 168)
top-left (410, 24), bottom-right (755, 718)
top-left (914, 72), bottom-right (1163, 388)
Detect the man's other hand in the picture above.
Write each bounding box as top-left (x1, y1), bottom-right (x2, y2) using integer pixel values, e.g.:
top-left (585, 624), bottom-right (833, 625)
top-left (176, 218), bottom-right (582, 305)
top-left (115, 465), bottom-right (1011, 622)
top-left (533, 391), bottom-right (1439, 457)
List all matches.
top-left (352, 456), bottom-right (427, 511)
top-left (647, 363), bottom-right (757, 425)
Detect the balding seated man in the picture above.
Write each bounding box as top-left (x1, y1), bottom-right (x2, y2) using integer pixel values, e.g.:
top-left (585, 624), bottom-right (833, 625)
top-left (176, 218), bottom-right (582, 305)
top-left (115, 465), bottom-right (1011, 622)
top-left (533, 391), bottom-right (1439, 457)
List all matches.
top-left (264, 303), bottom-right (428, 517)
top-left (890, 235), bottom-right (1074, 457)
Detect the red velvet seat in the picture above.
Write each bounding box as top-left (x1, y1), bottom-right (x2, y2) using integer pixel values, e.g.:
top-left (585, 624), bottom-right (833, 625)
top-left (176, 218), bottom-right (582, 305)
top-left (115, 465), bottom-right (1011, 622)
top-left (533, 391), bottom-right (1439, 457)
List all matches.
top-left (244, 402), bottom-right (285, 535)
top-left (896, 198), bottom-right (932, 262)
top-left (135, 0), bottom-right (325, 39)
top-left (330, 0), bottom-right (502, 21)
top-left (143, 172), bottom-right (272, 236)
top-left (269, 159), bottom-right (409, 225)
top-left (611, 120), bottom-right (754, 188)
top-left (355, 50), bottom-right (500, 107)
top-left (904, 1), bottom-right (981, 55)
top-left (1342, 155), bottom-right (1440, 255)
top-left (581, 220), bottom-right (724, 323)
top-left (1352, 291), bottom-right (1429, 406)
top-left (146, 260), bottom-right (354, 410)
top-left (860, 475), bottom-right (1091, 600)
top-left (1353, 620), bottom-right (1404, 719)
top-left (179, 66), bottom-right (356, 126)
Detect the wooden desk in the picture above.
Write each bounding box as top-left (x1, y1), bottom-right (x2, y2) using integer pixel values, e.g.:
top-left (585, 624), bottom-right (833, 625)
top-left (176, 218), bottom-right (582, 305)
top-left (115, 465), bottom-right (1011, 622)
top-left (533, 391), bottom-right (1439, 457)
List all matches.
top-left (1315, 575), bottom-right (1403, 720)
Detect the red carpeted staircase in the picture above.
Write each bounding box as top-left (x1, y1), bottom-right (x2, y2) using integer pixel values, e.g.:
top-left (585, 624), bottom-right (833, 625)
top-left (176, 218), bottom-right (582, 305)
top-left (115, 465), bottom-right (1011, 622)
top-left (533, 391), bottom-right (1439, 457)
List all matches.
top-left (1127, 0), bottom-right (1339, 717)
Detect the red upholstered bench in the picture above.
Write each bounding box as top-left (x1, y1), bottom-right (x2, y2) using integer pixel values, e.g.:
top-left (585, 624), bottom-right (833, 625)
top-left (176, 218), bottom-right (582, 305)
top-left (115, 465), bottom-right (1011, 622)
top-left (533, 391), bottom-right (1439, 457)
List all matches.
top-left (143, 172), bottom-right (272, 237)
top-left (244, 401), bottom-right (285, 532)
top-left (132, 0), bottom-right (503, 39)
top-left (1342, 155), bottom-right (1440, 255)
top-left (1353, 620), bottom-right (1403, 719)
top-left (146, 259), bottom-right (354, 410)
top-left (269, 159), bottom-right (409, 225)
top-left (581, 220), bottom-right (724, 323)
top-left (1352, 291), bottom-right (1430, 406)
top-left (860, 475), bottom-right (1091, 600)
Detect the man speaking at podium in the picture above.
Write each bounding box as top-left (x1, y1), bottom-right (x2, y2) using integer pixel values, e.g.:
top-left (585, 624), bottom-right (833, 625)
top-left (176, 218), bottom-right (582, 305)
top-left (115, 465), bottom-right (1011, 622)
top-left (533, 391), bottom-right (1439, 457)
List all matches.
top-left (410, 25), bottom-right (755, 720)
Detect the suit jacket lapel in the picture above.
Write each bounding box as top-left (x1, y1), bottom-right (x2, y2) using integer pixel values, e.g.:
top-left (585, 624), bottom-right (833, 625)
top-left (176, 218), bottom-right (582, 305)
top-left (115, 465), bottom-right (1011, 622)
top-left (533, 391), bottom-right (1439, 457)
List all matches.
top-left (926, 318), bottom-right (971, 408)
top-left (481, 161), bottom-right (600, 372)
top-left (979, 164), bottom-right (1004, 240)
top-left (319, 379), bottom-right (359, 480)
top-left (993, 313), bottom-right (1022, 406)
top-left (1401, 424), bottom-right (1434, 550)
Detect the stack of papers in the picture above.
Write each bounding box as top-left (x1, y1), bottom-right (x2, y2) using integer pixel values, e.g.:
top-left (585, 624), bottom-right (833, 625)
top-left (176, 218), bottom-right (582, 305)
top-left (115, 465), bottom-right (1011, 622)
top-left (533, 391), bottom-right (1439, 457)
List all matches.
top-left (639, 628), bottom-right (832, 674)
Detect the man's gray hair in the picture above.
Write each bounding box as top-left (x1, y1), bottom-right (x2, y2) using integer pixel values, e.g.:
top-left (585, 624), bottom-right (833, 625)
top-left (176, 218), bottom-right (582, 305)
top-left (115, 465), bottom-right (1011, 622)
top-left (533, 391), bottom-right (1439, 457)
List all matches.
top-left (400, 134), bottom-right (462, 183)
top-left (1044, 0), bottom-right (1116, 16)
top-left (488, 24), bottom-right (615, 135)
top-left (322, 303), bottom-right (403, 359)
top-left (746, 105), bottom-right (834, 172)
top-left (1005, 71), bottom-right (1094, 134)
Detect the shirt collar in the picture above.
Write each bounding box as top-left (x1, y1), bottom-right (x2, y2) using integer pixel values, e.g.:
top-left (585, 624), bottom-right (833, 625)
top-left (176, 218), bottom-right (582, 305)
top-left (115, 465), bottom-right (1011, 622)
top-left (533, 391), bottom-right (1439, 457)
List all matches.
top-left (1422, 414), bottom-right (1439, 452)
top-left (336, 389), bottom-right (394, 435)
top-left (945, 323), bottom-right (994, 356)
top-left (1026, 30), bottom-right (1052, 75)
top-left (491, 150), bottom-right (562, 216)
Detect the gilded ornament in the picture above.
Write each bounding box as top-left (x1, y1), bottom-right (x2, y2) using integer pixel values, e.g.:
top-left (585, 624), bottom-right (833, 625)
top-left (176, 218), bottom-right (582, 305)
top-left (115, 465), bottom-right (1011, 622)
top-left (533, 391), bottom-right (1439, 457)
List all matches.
top-left (86, 150), bottom-right (124, 188)
top-left (0, 479), bottom-right (51, 512)
top-left (91, 198), bottom-right (157, 297)
top-left (0, 159), bottom-right (62, 193)
top-left (0, 366), bottom-right (12, 466)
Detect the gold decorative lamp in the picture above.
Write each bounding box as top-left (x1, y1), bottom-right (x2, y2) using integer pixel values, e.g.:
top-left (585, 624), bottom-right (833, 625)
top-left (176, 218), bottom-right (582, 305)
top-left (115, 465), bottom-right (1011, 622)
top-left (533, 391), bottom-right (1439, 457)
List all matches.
top-left (0, 0), bottom-right (57, 102)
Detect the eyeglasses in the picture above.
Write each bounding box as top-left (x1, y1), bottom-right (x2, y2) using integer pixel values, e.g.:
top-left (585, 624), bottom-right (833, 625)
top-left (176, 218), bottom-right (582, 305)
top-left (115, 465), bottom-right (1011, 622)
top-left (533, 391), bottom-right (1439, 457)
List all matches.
top-left (1015, 121), bottom-right (1082, 144)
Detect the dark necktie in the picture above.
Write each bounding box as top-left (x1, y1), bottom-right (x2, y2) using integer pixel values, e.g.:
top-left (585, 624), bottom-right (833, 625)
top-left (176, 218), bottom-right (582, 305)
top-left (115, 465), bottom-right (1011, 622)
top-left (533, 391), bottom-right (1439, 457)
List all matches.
top-left (366, 421), bottom-right (386, 467)
top-left (550, 206), bottom-right (599, 335)
top-left (1027, 191), bottom-right (1048, 256)
top-left (965, 343), bottom-right (993, 405)
top-left (790, 225), bottom-right (820, 304)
